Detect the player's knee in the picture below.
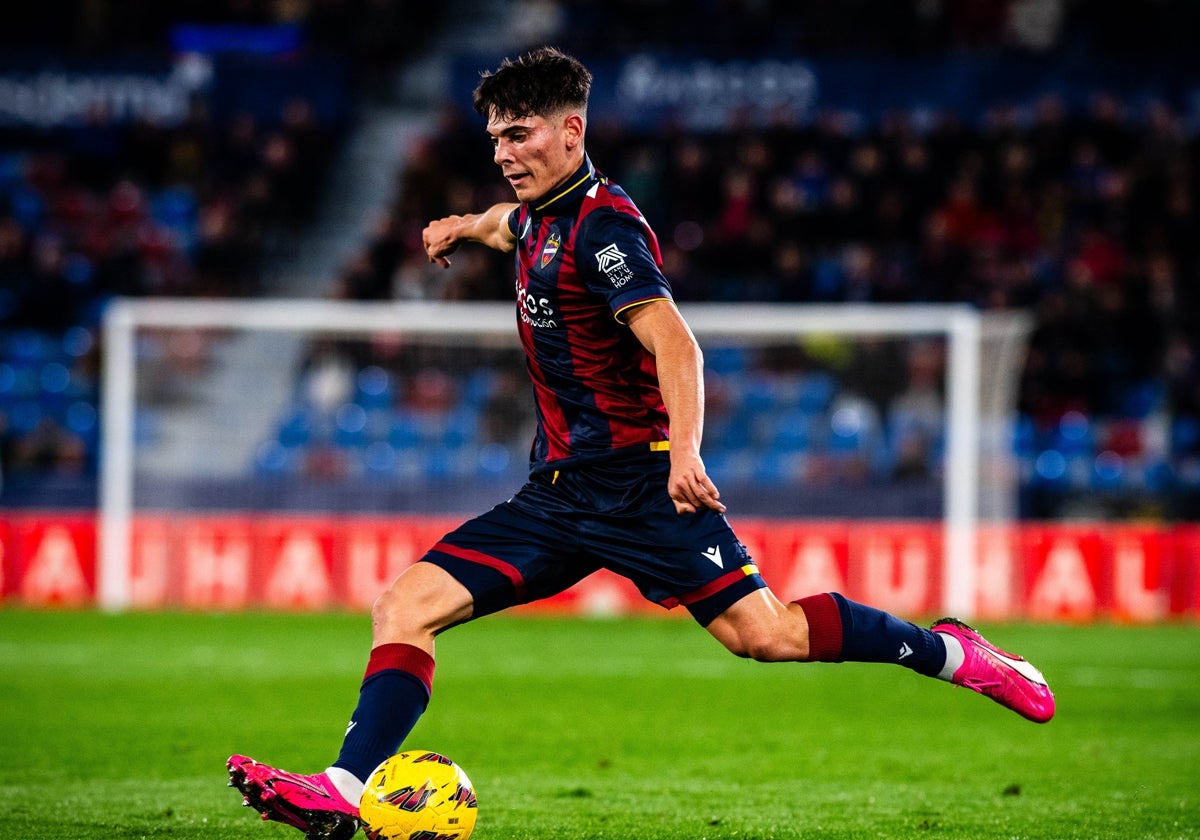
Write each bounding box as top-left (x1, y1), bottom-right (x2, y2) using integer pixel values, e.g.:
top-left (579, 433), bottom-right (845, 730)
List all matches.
top-left (370, 584), bottom-right (400, 621)
top-left (371, 564), bottom-right (472, 643)
top-left (370, 585), bottom-right (411, 637)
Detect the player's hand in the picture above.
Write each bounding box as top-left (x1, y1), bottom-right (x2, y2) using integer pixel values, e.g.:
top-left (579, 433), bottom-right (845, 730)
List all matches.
top-left (668, 452), bottom-right (726, 515)
top-left (422, 216), bottom-right (463, 268)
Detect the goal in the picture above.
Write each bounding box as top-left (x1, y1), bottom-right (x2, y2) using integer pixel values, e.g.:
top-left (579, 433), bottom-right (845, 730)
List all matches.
top-left (99, 299), bottom-right (1031, 615)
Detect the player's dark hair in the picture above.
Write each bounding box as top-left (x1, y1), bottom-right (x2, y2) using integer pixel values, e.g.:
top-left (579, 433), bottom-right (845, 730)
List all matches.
top-left (472, 46), bottom-right (592, 121)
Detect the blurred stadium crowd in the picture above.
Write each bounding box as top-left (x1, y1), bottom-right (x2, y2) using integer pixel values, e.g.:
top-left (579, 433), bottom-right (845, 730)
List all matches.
top-left (2, 0), bottom-right (1200, 519)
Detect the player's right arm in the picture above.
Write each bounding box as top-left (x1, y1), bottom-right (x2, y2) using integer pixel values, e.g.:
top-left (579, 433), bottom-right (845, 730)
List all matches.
top-left (423, 202), bottom-right (519, 267)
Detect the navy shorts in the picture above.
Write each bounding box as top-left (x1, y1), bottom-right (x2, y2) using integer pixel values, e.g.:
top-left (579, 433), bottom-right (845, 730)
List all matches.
top-left (421, 453), bottom-right (766, 626)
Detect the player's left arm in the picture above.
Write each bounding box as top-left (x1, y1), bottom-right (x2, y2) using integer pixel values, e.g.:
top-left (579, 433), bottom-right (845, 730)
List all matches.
top-left (625, 300), bottom-right (725, 516)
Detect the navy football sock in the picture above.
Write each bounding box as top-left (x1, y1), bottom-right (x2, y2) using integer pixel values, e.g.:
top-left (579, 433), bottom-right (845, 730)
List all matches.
top-left (794, 592), bottom-right (947, 676)
top-left (333, 643), bottom-right (435, 782)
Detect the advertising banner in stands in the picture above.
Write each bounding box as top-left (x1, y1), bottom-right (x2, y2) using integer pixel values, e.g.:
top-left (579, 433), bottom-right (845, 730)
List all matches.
top-left (454, 52), bottom-right (1200, 129)
top-left (2, 513), bottom-right (1197, 622)
top-left (0, 46), bottom-right (348, 129)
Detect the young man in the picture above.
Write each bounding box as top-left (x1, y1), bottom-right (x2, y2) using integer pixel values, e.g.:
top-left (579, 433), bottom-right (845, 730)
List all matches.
top-left (228, 47), bottom-right (1054, 840)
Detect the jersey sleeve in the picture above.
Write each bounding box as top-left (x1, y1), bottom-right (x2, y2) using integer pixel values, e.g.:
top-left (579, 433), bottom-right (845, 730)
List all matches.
top-left (576, 208), bottom-right (673, 322)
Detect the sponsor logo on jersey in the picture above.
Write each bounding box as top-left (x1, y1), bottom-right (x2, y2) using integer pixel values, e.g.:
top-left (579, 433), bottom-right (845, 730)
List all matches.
top-left (595, 242), bottom-right (633, 287)
top-left (516, 281), bottom-right (558, 329)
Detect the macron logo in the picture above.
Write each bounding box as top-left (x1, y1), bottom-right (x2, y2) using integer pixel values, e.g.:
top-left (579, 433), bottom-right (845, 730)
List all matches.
top-left (898, 643), bottom-right (913, 660)
top-left (702, 546), bottom-right (724, 568)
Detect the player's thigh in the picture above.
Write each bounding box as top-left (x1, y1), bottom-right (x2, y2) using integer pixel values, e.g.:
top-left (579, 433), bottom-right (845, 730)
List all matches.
top-left (704, 586), bottom-right (811, 662)
top-left (596, 500), bottom-right (766, 626)
top-left (420, 494), bottom-right (599, 620)
top-left (373, 561), bottom-right (475, 642)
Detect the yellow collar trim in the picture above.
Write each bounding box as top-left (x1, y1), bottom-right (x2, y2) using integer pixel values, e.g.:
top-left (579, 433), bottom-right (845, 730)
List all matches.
top-left (534, 170), bottom-right (593, 212)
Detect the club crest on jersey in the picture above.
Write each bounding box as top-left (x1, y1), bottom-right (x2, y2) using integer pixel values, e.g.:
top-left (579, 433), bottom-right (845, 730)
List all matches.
top-left (595, 242), bottom-right (633, 287)
top-left (540, 231), bottom-right (561, 267)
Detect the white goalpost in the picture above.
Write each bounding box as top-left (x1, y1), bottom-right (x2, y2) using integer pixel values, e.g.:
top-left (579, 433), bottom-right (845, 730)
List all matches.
top-left (100, 299), bottom-right (1030, 616)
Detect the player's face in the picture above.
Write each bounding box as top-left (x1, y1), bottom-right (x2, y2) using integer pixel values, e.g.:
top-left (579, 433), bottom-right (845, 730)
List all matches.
top-left (487, 111), bottom-right (581, 203)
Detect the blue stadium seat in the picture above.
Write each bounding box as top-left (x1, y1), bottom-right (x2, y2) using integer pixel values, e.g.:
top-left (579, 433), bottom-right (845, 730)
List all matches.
top-left (62, 326), bottom-right (95, 359)
top-left (333, 402), bottom-right (369, 448)
top-left (387, 411), bottom-right (423, 449)
top-left (770, 409), bottom-right (817, 452)
top-left (6, 330), bottom-right (51, 364)
top-left (254, 440), bottom-right (298, 476)
top-left (277, 407), bottom-right (315, 447)
top-left (704, 346), bottom-right (750, 376)
top-left (64, 401), bottom-right (98, 440)
top-left (1121, 380), bottom-right (1164, 419)
top-left (0, 152), bottom-right (25, 189)
top-left (460, 369), bottom-right (497, 407)
top-left (742, 373), bottom-right (781, 413)
top-left (363, 441), bottom-right (400, 477)
top-left (476, 442), bottom-right (513, 476)
top-left (796, 372), bottom-right (837, 414)
top-left (6, 185), bottom-right (44, 230)
top-left (1052, 411), bottom-right (1095, 456)
top-left (1090, 451), bottom-right (1126, 491)
top-left (1012, 413), bottom-right (1038, 456)
top-left (8, 400), bottom-right (43, 434)
top-left (355, 365), bottom-right (394, 410)
top-left (0, 363), bottom-right (16, 401)
top-left (1172, 416), bottom-right (1200, 455)
top-left (1031, 449), bottom-right (1069, 489)
top-left (440, 407), bottom-right (479, 450)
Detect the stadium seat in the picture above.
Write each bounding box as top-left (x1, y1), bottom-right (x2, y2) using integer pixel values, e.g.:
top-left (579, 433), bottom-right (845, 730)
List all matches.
top-left (1172, 416), bottom-right (1200, 455)
top-left (363, 440), bottom-right (401, 477)
top-left (770, 409), bottom-right (817, 452)
top-left (1053, 411), bottom-right (1096, 457)
top-left (277, 407), bottom-right (315, 448)
top-left (333, 403), bottom-right (369, 448)
top-left (796, 373), bottom-right (837, 414)
top-left (254, 440), bottom-right (298, 476)
top-left (1090, 450), bottom-right (1126, 491)
top-left (355, 365), bottom-right (394, 410)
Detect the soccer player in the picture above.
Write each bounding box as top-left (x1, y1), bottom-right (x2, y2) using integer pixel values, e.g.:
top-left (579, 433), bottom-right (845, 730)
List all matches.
top-left (228, 46), bottom-right (1055, 840)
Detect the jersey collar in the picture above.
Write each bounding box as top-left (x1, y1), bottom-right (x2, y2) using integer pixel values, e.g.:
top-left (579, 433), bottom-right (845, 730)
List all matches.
top-left (531, 156), bottom-right (597, 215)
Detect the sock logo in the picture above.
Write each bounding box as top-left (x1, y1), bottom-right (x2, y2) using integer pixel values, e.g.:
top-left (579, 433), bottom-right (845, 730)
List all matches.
top-left (898, 642), bottom-right (914, 660)
top-left (345, 720), bottom-right (357, 736)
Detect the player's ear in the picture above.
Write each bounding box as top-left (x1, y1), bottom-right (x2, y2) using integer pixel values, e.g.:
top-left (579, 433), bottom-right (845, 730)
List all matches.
top-left (561, 112), bottom-right (585, 150)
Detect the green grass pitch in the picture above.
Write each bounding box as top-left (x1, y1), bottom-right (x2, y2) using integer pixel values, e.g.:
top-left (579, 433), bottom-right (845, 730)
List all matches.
top-left (1, 609), bottom-right (1198, 839)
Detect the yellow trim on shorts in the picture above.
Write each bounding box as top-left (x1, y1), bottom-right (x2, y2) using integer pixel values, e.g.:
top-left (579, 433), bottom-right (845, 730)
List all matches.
top-left (649, 441), bottom-right (670, 452)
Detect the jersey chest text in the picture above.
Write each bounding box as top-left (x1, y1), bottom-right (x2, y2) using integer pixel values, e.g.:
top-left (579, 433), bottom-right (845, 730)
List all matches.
top-left (515, 217), bottom-right (582, 331)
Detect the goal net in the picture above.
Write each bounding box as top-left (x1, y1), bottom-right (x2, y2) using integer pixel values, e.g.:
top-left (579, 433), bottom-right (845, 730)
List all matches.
top-left (99, 300), bottom-right (1031, 615)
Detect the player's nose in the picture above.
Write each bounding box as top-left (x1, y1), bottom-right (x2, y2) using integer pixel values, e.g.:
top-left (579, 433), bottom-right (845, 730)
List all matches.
top-left (493, 138), bottom-right (513, 165)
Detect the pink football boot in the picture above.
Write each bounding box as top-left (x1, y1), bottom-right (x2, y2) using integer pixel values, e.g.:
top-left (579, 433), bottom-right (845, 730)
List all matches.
top-left (931, 618), bottom-right (1056, 723)
top-left (227, 754), bottom-right (360, 840)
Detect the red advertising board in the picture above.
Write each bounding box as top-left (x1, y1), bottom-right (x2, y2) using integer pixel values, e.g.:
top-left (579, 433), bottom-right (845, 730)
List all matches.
top-left (0, 511), bottom-right (1197, 621)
